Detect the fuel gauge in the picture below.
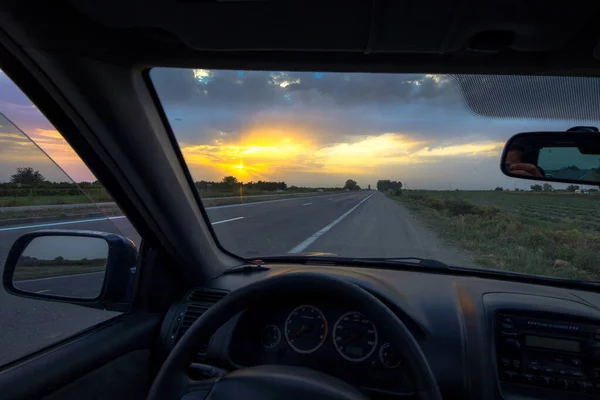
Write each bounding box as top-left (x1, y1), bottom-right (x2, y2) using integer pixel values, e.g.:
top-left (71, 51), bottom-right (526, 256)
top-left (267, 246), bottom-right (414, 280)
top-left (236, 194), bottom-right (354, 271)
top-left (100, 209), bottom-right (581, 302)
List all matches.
top-left (379, 342), bottom-right (402, 368)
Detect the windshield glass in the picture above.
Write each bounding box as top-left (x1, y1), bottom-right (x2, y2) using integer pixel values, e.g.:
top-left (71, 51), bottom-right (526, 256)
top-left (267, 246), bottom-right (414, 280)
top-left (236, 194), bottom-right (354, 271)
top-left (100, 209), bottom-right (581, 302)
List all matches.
top-left (150, 69), bottom-right (600, 282)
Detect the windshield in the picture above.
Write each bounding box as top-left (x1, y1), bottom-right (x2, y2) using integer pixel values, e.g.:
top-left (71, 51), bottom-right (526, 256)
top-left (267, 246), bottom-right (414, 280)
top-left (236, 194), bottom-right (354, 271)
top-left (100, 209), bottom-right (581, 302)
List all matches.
top-left (150, 69), bottom-right (600, 282)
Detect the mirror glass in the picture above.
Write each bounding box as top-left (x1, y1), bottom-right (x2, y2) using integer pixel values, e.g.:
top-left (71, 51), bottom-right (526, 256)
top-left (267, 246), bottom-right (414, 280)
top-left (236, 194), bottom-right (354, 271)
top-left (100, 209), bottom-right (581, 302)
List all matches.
top-left (13, 236), bottom-right (108, 299)
top-left (502, 132), bottom-right (600, 185)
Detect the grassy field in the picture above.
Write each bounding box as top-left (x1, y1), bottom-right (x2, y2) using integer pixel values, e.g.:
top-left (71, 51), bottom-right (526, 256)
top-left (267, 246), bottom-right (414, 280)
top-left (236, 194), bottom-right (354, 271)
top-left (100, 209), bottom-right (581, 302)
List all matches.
top-left (0, 195), bottom-right (101, 207)
top-left (0, 191), bottom-right (339, 222)
top-left (392, 190), bottom-right (600, 281)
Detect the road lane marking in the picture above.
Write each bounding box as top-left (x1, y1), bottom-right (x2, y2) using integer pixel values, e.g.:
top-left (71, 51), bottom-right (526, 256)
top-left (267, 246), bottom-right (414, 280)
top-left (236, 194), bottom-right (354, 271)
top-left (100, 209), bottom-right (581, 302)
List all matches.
top-left (289, 193), bottom-right (375, 253)
top-left (35, 289), bottom-right (50, 293)
top-left (211, 217), bottom-right (244, 225)
top-left (0, 216), bottom-right (126, 232)
top-left (205, 192), bottom-right (350, 210)
top-left (302, 203), bottom-right (312, 206)
top-left (0, 192), bottom-right (357, 232)
top-left (15, 271), bottom-right (105, 283)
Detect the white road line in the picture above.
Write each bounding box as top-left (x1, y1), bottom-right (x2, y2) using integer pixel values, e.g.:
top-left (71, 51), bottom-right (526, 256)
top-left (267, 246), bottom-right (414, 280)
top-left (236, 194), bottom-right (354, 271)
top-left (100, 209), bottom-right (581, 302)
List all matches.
top-left (0, 216), bottom-right (126, 232)
top-left (0, 192), bottom-right (355, 232)
top-left (35, 289), bottom-right (50, 293)
top-left (289, 193), bottom-right (375, 253)
top-left (204, 192), bottom-right (349, 210)
top-left (211, 217), bottom-right (244, 225)
top-left (15, 271), bottom-right (105, 283)
top-left (302, 202), bottom-right (312, 206)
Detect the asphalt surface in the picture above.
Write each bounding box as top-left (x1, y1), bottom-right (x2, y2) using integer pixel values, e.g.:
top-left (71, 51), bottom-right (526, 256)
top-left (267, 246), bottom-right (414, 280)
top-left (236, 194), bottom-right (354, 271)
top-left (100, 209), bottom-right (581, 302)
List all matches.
top-left (0, 191), bottom-right (473, 365)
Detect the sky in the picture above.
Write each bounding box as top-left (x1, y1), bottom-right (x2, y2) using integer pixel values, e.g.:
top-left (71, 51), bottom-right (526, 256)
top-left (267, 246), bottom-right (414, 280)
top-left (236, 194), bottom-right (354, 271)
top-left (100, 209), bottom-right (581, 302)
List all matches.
top-left (1, 68), bottom-right (599, 190)
top-left (22, 236), bottom-right (108, 260)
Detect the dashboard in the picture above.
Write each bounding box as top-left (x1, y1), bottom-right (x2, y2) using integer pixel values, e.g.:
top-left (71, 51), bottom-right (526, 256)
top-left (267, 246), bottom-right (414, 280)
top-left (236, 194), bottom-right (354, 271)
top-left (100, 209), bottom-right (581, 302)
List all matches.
top-left (158, 264), bottom-right (600, 400)
top-left (229, 301), bottom-right (410, 393)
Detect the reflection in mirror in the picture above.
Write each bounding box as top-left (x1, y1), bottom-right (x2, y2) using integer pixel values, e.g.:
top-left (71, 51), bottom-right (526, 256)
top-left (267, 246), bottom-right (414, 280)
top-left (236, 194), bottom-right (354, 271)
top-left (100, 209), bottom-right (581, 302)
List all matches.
top-left (13, 236), bottom-right (108, 299)
top-left (502, 131), bottom-right (600, 185)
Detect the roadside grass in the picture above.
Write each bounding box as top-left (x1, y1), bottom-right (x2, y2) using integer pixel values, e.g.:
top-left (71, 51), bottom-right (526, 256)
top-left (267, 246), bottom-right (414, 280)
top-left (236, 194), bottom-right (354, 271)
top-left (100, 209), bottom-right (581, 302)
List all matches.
top-left (391, 191), bottom-right (600, 281)
top-left (13, 265), bottom-right (106, 281)
top-left (0, 191), bottom-right (340, 222)
top-left (0, 195), bottom-right (96, 207)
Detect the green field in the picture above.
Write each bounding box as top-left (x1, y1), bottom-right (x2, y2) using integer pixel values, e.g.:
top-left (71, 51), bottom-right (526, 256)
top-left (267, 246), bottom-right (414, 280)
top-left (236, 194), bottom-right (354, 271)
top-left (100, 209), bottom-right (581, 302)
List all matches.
top-left (392, 190), bottom-right (600, 281)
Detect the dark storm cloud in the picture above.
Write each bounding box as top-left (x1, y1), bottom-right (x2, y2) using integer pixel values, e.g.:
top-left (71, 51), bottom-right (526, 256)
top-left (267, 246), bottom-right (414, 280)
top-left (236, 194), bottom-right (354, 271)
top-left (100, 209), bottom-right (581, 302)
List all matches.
top-left (150, 69), bottom-right (600, 151)
top-left (150, 69), bottom-right (471, 146)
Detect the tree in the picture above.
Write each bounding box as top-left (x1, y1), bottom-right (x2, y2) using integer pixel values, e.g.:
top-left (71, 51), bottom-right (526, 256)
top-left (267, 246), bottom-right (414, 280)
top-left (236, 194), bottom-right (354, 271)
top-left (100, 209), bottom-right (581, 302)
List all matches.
top-left (344, 179), bottom-right (359, 191)
top-left (221, 176), bottom-right (238, 188)
top-left (530, 184), bottom-right (543, 192)
top-left (376, 180), bottom-right (402, 192)
top-left (494, 187), bottom-right (503, 191)
top-left (543, 183), bottom-right (553, 192)
top-left (566, 184), bottom-right (580, 192)
top-left (10, 167), bottom-right (46, 184)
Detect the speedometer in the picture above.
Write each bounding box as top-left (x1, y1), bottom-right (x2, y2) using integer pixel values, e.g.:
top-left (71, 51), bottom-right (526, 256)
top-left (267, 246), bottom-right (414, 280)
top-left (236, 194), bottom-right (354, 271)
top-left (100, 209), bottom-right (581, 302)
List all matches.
top-left (333, 311), bottom-right (378, 362)
top-left (285, 305), bottom-right (328, 354)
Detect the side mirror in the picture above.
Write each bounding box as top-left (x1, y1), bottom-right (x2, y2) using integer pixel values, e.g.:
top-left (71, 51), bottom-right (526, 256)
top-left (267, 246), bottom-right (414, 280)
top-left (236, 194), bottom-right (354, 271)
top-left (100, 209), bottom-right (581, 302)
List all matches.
top-left (3, 230), bottom-right (137, 311)
top-left (501, 131), bottom-right (600, 186)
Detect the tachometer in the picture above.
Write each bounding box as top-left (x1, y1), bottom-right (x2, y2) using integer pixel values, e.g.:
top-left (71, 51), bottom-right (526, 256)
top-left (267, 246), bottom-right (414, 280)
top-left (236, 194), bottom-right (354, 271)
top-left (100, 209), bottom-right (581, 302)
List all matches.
top-left (284, 305), bottom-right (328, 354)
top-left (333, 311), bottom-right (378, 362)
top-left (261, 325), bottom-right (281, 349)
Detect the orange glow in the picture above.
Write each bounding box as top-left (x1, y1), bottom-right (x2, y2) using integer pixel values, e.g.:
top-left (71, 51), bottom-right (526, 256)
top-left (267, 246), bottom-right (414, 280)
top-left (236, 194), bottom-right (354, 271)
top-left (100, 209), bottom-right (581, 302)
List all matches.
top-left (179, 128), bottom-right (503, 182)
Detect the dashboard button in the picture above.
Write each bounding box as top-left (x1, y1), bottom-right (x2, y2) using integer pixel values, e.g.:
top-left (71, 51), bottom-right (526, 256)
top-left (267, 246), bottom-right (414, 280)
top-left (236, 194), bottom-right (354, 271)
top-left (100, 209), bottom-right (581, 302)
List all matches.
top-left (512, 360), bottom-right (521, 368)
top-left (571, 358), bottom-right (582, 366)
top-left (522, 374), bottom-right (535, 383)
top-left (502, 371), bottom-right (518, 380)
top-left (502, 323), bottom-right (514, 329)
top-left (536, 376), bottom-right (554, 386)
top-left (541, 366), bottom-right (556, 374)
top-left (528, 363), bottom-right (539, 372)
top-left (557, 378), bottom-right (574, 390)
top-left (576, 380), bottom-right (593, 392)
top-left (557, 369), bottom-right (568, 376)
top-left (501, 358), bottom-right (510, 367)
top-left (569, 370), bottom-right (584, 378)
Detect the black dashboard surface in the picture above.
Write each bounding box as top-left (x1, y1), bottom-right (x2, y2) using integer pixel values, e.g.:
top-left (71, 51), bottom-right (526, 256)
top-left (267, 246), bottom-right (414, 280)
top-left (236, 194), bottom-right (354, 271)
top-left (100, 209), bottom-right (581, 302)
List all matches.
top-left (159, 265), bottom-right (600, 400)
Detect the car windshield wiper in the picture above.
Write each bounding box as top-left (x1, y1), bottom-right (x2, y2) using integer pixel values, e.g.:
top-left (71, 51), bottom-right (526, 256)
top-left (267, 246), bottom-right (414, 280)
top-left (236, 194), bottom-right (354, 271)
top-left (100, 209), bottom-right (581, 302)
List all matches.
top-left (254, 255), bottom-right (450, 271)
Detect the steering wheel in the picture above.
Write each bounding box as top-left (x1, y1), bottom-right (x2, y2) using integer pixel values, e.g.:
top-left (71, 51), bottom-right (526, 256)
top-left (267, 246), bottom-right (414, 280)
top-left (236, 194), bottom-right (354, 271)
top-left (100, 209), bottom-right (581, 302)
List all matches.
top-left (147, 272), bottom-right (442, 400)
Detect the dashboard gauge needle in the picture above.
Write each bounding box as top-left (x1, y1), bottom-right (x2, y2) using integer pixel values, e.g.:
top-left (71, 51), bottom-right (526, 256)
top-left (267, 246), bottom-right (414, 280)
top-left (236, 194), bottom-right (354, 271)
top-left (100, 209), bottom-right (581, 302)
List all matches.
top-left (340, 333), bottom-right (359, 348)
top-left (289, 325), bottom-right (309, 339)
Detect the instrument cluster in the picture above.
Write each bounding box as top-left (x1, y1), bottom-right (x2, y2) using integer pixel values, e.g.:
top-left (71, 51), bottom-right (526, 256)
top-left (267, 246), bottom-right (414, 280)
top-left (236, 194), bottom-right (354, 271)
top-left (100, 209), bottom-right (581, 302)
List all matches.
top-left (229, 303), bottom-right (405, 374)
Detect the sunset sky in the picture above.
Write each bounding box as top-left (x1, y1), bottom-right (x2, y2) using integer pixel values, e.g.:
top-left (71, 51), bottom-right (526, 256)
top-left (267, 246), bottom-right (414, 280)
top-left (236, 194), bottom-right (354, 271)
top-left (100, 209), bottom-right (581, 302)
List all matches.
top-left (0, 68), bottom-right (595, 189)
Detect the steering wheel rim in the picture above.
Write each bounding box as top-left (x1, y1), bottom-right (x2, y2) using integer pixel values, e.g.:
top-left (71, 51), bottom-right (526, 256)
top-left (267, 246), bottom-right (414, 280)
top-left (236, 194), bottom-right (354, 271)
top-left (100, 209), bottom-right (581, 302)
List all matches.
top-left (147, 272), bottom-right (443, 400)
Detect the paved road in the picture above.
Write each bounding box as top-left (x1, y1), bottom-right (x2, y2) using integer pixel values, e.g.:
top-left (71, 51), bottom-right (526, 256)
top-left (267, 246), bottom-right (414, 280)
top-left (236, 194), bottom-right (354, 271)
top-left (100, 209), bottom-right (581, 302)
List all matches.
top-left (0, 191), bottom-right (473, 365)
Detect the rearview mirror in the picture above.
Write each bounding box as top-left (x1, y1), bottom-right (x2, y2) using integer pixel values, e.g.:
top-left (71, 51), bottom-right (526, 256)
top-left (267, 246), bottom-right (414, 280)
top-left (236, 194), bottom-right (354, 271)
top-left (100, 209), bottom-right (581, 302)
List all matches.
top-left (3, 230), bottom-right (137, 310)
top-left (501, 131), bottom-right (600, 186)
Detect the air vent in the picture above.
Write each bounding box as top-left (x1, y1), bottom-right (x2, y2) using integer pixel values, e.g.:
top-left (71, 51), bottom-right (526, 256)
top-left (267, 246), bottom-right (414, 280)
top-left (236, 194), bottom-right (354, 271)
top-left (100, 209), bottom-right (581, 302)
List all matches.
top-left (188, 288), bottom-right (229, 303)
top-left (175, 288), bottom-right (228, 361)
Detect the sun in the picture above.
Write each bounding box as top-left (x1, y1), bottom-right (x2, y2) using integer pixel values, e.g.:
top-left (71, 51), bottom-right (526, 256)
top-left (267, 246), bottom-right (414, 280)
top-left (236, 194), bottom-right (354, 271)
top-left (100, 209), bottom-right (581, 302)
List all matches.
top-left (234, 163), bottom-right (244, 170)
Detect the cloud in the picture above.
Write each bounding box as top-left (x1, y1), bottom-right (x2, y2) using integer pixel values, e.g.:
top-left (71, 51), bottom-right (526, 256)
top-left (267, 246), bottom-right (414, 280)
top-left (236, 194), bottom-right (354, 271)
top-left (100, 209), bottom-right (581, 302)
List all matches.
top-left (0, 71), bottom-right (95, 183)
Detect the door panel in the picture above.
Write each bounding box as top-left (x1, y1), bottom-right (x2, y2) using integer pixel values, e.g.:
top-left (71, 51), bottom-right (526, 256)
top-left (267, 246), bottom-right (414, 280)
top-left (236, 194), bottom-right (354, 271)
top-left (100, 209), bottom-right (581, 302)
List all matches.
top-left (0, 313), bottom-right (160, 400)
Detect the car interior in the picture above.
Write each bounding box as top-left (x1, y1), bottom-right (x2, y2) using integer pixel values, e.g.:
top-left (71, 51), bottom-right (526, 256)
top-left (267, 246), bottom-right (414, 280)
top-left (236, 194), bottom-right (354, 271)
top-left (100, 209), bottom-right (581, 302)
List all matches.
top-left (3, 1), bottom-right (600, 399)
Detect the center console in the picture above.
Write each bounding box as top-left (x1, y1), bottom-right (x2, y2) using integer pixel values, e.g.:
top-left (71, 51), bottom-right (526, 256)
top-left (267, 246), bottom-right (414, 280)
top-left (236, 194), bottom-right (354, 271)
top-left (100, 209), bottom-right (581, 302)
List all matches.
top-left (495, 312), bottom-right (600, 394)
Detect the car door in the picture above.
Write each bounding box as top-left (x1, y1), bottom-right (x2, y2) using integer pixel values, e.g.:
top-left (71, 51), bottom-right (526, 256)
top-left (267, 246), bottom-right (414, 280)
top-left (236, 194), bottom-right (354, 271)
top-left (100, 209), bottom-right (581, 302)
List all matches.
top-left (0, 68), bottom-right (164, 400)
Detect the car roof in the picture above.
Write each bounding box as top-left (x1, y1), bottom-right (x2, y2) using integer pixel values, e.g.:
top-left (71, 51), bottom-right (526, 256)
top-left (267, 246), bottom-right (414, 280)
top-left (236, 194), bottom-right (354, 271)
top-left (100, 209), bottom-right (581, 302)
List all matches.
top-left (2, 0), bottom-right (600, 75)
